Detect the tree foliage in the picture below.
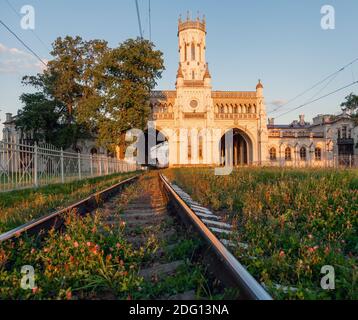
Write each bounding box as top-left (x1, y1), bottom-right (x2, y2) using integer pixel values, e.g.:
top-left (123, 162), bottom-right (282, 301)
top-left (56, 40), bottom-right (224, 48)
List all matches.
top-left (16, 73), bottom-right (88, 148)
top-left (16, 36), bottom-right (164, 151)
top-left (341, 93), bottom-right (358, 117)
top-left (77, 38), bottom-right (165, 149)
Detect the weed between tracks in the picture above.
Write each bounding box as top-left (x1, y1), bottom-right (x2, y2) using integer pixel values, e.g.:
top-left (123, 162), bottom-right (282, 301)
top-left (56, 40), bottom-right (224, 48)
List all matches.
top-left (0, 172), bottom-right (140, 233)
top-left (0, 173), bottom-right (223, 300)
top-left (165, 167), bottom-right (358, 300)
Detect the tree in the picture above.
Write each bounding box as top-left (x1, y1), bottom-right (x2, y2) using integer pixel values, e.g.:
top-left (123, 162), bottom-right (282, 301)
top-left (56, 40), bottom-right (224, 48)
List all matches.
top-left (341, 93), bottom-right (358, 117)
top-left (16, 36), bottom-right (164, 152)
top-left (46, 36), bottom-right (109, 117)
top-left (16, 74), bottom-right (88, 148)
top-left (76, 38), bottom-right (164, 151)
top-left (16, 36), bottom-right (108, 148)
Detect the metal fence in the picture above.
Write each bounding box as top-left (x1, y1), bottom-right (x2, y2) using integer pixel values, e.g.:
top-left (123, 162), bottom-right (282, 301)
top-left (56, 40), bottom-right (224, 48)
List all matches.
top-left (0, 140), bottom-right (139, 192)
top-left (258, 155), bottom-right (358, 168)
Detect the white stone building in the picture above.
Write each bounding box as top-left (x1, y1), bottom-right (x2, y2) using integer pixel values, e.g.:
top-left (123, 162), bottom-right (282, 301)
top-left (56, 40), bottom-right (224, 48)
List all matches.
top-left (3, 15), bottom-right (358, 167)
top-left (148, 15), bottom-right (358, 167)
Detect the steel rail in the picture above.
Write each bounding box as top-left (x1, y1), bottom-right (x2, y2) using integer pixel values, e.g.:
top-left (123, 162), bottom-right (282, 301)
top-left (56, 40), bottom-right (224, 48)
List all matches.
top-left (0, 175), bottom-right (140, 243)
top-left (159, 173), bottom-right (273, 301)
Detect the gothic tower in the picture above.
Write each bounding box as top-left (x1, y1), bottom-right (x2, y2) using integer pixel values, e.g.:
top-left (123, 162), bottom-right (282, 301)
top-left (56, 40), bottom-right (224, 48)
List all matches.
top-left (176, 12), bottom-right (211, 87)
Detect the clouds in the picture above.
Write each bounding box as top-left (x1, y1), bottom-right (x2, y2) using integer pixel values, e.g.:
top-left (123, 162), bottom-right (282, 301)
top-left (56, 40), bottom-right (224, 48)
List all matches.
top-left (270, 99), bottom-right (288, 108)
top-left (0, 42), bottom-right (47, 74)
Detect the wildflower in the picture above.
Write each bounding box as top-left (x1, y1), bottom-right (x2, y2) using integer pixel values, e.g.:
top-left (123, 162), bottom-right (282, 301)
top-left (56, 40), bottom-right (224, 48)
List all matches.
top-left (106, 254), bottom-right (112, 262)
top-left (73, 241), bottom-right (79, 248)
top-left (279, 250), bottom-right (285, 258)
top-left (120, 221), bottom-right (126, 228)
top-left (308, 234), bottom-right (313, 239)
top-left (116, 243), bottom-right (121, 249)
top-left (44, 248), bottom-right (50, 253)
top-left (66, 291), bottom-right (72, 300)
top-left (32, 287), bottom-right (39, 294)
top-left (308, 246), bottom-right (318, 254)
top-left (119, 260), bottom-right (124, 266)
top-left (86, 242), bottom-right (92, 247)
top-left (31, 248), bottom-right (36, 254)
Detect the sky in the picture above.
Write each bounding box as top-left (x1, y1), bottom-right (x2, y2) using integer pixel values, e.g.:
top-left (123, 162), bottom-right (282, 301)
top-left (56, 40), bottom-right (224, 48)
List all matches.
top-left (1, 0), bottom-right (358, 137)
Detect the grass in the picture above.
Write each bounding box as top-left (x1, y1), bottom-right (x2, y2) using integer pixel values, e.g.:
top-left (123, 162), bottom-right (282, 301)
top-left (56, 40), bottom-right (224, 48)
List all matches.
top-left (0, 210), bottom-right (147, 300)
top-left (165, 167), bottom-right (358, 300)
top-left (0, 172), bottom-right (140, 233)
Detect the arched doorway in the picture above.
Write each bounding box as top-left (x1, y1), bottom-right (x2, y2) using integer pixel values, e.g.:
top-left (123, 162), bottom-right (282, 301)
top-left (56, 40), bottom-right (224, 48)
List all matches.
top-left (219, 128), bottom-right (252, 166)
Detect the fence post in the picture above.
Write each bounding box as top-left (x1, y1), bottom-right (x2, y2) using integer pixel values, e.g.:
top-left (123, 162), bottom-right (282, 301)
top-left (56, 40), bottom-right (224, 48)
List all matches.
top-left (90, 154), bottom-right (93, 177)
top-left (60, 148), bottom-right (64, 183)
top-left (33, 143), bottom-right (38, 187)
top-left (78, 152), bottom-right (82, 180)
top-left (106, 156), bottom-right (109, 175)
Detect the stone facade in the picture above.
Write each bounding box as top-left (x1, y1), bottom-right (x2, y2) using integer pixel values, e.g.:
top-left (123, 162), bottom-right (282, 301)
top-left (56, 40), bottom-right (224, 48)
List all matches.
top-left (149, 15), bottom-right (358, 167)
top-left (3, 15), bottom-right (358, 167)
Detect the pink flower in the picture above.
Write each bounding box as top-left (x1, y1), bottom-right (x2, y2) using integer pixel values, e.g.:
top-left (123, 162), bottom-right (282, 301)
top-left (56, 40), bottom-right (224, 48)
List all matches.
top-left (66, 291), bottom-right (72, 300)
top-left (116, 243), bottom-right (121, 249)
top-left (279, 250), bottom-right (285, 258)
top-left (308, 246), bottom-right (319, 254)
top-left (86, 242), bottom-right (92, 247)
top-left (31, 248), bottom-right (36, 254)
top-left (32, 287), bottom-right (39, 294)
top-left (308, 234), bottom-right (313, 239)
top-left (73, 241), bottom-right (79, 248)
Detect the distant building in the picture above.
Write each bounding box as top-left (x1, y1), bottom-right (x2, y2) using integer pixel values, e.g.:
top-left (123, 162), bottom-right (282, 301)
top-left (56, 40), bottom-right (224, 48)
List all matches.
top-left (3, 15), bottom-right (358, 166)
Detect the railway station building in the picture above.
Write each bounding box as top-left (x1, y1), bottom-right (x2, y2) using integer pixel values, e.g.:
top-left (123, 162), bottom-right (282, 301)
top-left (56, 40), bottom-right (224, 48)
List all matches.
top-left (3, 15), bottom-right (358, 167)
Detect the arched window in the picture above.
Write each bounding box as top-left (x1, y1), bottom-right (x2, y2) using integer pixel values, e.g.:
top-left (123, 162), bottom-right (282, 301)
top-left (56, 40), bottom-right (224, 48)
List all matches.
top-left (269, 147), bottom-right (277, 161)
top-left (184, 42), bottom-right (187, 61)
top-left (234, 105), bottom-right (238, 114)
top-left (220, 106), bottom-right (225, 113)
top-left (285, 147), bottom-right (292, 161)
top-left (191, 43), bottom-right (195, 61)
top-left (300, 147), bottom-right (307, 161)
top-left (315, 147), bottom-right (322, 161)
top-left (198, 136), bottom-right (203, 161)
top-left (188, 134), bottom-right (192, 161)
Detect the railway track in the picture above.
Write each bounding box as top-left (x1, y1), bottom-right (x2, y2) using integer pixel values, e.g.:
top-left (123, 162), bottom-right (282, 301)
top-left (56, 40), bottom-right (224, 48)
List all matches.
top-left (0, 172), bottom-right (272, 300)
